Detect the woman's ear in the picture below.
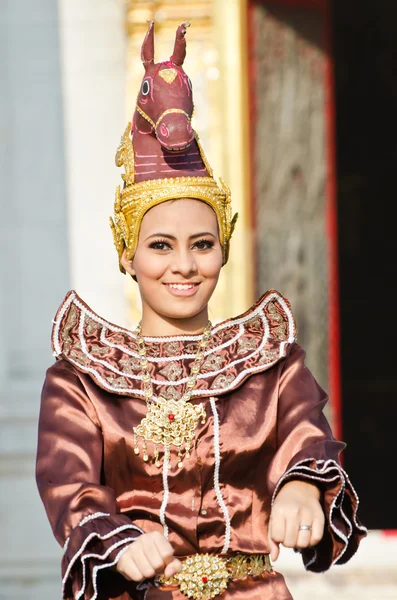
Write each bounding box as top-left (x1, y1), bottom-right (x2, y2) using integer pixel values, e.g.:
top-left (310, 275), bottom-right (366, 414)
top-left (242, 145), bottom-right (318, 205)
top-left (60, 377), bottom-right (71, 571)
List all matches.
top-left (120, 249), bottom-right (136, 277)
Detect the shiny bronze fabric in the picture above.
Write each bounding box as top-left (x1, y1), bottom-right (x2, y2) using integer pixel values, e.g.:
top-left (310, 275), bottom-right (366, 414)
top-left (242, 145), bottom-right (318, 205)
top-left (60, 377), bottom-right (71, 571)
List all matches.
top-left (36, 291), bottom-right (367, 600)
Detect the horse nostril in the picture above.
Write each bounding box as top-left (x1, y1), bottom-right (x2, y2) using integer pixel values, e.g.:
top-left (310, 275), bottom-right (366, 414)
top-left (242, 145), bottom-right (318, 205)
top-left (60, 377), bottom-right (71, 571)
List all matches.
top-left (160, 123), bottom-right (169, 138)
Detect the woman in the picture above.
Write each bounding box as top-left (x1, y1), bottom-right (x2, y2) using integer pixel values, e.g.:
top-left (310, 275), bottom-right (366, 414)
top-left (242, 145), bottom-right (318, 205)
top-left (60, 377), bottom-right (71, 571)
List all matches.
top-left (36, 21), bottom-right (366, 600)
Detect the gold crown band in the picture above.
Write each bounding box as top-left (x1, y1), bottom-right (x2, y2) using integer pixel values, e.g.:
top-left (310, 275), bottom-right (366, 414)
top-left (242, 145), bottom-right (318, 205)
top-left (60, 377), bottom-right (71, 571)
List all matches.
top-left (110, 122), bottom-right (238, 273)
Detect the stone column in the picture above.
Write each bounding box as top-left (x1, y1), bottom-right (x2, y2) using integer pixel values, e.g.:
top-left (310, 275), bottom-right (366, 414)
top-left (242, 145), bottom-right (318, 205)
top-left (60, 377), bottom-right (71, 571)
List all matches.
top-left (58, 0), bottom-right (127, 324)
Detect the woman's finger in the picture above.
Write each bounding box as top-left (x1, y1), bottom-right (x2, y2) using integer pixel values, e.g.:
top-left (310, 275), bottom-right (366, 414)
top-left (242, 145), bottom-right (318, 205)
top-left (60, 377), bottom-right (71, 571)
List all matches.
top-left (295, 524), bottom-right (313, 549)
top-left (293, 509), bottom-right (314, 549)
top-left (268, 514), bottom-right (285, 561)
top-left (118, 553), bottom-right (144, 582)
top-left (268, 535), bottom-right (280, 562)
top-left (164, 558), bottom-right (183, 579)
top-left (153, 532), bottom-right (177, 566)
top-left (269, 513), bottom-right (286, 545)
top-left (309, 512), bottom-right (325, 547)
top-left (130, 543), bottom-right (158, 579)
top-left (282, 510), bottom-right (301, 549)
top-left (152, 532), bottom-right (182, 577)
top-left (140, 538), bottom-right (167, 574)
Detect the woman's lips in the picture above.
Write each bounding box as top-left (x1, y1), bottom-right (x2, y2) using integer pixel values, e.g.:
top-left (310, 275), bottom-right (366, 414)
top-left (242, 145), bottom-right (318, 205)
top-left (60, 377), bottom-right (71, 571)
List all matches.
top-left (164, 282), bottom-right (200, 297)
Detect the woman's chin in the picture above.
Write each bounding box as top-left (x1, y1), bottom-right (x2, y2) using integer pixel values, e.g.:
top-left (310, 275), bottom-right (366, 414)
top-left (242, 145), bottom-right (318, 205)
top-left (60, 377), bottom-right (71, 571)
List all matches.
top-left (161, 306), bottom-right (205, 321)
top-left (157, 297), bottom-right (209, 321)
top-left (142, 283), bottom-right (215, 323)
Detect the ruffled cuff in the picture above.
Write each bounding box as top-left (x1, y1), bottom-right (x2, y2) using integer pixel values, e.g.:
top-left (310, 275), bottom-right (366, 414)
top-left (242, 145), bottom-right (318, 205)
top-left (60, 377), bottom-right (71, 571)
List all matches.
top-left (272, 459), bottom-right (368, 573)
top-left (61, 513), bottom-right (148, 600)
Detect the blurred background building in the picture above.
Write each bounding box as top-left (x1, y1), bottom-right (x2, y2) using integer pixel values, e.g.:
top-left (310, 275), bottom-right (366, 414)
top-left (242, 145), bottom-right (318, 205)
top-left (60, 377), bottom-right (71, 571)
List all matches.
top-left (1, 0), bottom-right (396, 598)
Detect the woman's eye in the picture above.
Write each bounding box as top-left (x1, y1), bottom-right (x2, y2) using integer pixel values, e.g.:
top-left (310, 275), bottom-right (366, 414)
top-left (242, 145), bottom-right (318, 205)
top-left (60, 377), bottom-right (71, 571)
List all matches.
top-left (148, 239), bottom-right (213, 251)
top-left (142, 79), bottom-right (150, 96)
top-left (194, 239), bottom-right (214, 250)
top-left (149, 241), bottom-right (171, 250)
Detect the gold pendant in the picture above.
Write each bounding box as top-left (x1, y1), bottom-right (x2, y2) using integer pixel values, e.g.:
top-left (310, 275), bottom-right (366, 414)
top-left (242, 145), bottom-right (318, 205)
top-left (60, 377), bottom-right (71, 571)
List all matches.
top-left (134, 396), bottom-right (206, 467)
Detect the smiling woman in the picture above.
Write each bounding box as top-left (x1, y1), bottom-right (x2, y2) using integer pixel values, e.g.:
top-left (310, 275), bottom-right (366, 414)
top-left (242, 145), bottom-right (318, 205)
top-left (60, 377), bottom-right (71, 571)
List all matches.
top-left (35, 20), bottom-right (366, 600)
top-left (120, 199), bottom-right (223, 334)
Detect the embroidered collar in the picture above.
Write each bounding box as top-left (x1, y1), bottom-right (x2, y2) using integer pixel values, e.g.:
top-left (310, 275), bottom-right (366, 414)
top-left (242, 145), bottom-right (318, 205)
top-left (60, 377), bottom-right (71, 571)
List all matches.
top-left (52, 290), bottom-right (296, 399)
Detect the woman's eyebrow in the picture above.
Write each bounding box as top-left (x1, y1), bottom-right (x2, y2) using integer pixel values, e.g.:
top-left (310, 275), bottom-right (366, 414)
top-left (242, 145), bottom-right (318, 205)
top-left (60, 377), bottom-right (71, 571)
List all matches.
top-left (189, 232), bottom-right (216, 239)
top-left (145, 233), bottom-right (176, 241)
top-left (145, 232), bottom-right (216, 241)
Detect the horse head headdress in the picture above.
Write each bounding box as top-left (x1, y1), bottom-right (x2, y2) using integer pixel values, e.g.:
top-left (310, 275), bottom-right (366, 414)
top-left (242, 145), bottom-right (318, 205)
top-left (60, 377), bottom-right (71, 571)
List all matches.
top-left (110, 21), bottom-right (238, 273)
top-left (136, 21), bottom-right (194, 153)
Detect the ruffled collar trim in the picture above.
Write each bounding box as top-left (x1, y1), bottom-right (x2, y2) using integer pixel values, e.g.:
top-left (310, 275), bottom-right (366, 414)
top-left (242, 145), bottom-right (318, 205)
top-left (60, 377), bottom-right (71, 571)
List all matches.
top-left (52, 289), bottom-right (296, 398)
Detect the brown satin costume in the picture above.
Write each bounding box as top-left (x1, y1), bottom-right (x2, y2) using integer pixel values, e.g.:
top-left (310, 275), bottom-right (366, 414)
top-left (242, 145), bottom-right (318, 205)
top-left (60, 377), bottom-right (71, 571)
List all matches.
top-left (35, 21), bottom-right (367, 600)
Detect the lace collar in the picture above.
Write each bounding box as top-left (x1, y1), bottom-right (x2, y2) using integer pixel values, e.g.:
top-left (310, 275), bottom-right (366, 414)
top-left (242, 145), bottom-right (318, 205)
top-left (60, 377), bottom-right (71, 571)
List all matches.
top-left (52, 289), bottom-right (296, 399)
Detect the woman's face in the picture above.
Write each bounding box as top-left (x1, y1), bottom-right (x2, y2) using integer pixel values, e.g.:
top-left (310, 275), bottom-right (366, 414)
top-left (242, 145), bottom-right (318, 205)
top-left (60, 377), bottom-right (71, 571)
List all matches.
top-left (121, 199), bottom-right (223, 330)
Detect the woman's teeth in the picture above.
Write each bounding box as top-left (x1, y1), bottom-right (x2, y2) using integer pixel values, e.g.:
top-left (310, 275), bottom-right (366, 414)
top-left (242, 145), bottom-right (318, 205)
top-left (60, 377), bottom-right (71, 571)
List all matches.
top-left (168, 284), bottom-right (196, 290)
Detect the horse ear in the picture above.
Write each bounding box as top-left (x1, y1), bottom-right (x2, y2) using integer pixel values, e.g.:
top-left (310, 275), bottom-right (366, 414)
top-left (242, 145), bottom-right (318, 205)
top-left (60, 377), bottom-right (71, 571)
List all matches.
top-left (171, 21), bottom-right (190, 66)
top-left (141, 21), bottom-right (155, 68)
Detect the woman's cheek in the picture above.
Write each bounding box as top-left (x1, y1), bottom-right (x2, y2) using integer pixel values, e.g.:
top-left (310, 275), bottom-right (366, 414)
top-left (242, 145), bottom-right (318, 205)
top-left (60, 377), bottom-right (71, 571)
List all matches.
top-left (135, 252), bottom-right (166, 279)
top-left (198, 250), bottom-right (222, 273)
top-left (208, 260), bottom-right (223, 281)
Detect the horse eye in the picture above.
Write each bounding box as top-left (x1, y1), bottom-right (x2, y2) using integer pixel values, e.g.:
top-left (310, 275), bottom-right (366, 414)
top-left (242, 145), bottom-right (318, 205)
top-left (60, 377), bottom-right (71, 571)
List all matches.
top-left (142, 79), bottom-right (150, 96)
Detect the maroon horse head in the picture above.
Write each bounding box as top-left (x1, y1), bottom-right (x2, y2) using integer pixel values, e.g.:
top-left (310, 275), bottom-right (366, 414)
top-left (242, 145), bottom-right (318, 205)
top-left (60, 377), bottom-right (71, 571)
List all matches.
top-left (130, 21), bottom-right (210, 183)
top-left (133, 21), bottom-right (194, 152)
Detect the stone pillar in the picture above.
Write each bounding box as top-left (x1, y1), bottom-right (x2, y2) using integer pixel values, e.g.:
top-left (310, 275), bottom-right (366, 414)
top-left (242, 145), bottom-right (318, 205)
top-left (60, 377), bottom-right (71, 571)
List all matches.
top-left (58, 0), bottom-right (127, 324)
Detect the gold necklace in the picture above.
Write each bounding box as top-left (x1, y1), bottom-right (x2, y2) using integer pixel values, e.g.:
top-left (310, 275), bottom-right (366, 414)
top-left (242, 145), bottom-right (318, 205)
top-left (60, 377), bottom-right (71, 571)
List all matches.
top-left (133, 321), bottom-right (212, 468)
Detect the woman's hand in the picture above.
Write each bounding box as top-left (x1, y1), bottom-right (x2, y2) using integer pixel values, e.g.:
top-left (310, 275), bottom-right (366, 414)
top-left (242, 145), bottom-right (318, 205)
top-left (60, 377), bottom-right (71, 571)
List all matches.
top-left (116, 531), bottom-right (182, 582)
top-left (268, 480), bottom-right (325, 562)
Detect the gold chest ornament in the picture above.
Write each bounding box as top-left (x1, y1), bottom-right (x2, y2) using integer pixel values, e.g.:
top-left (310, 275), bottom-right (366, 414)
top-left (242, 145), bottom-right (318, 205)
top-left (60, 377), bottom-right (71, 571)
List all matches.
top-left (133, 322), bottom-right (212, 468)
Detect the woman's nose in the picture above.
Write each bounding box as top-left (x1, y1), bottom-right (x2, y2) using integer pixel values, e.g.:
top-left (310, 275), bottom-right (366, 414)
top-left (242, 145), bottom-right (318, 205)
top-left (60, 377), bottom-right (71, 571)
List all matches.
top-left (170, 250), bottom-right (197, 276)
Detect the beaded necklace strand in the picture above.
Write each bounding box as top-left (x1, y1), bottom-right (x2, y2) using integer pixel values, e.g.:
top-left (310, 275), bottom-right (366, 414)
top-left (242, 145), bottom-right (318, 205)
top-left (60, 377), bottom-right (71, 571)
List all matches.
top-left (133, 321), bottom-right (212, 468)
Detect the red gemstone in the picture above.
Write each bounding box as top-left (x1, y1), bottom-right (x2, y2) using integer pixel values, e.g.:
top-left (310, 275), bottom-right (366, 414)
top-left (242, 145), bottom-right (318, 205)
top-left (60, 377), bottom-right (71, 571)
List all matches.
top-left (202, 577), bottom-right (208, 583)
top-left (168, 413), bottom-right (175, 421)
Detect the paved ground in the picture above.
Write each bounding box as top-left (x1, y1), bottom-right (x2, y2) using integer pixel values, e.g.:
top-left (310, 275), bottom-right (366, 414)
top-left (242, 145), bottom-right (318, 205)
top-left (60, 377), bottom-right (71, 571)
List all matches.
top-left (275, 530), bottom-right (397, 600)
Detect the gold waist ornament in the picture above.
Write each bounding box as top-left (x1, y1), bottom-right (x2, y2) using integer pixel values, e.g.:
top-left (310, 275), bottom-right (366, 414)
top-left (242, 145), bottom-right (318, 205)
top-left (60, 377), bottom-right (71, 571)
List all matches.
top-left (156, 553), bottom-right (272, 600)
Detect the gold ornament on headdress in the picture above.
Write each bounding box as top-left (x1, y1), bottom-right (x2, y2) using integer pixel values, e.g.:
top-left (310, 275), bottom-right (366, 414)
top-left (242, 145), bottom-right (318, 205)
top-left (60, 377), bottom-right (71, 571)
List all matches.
top-left (110, 123), bottom-right (238, 273)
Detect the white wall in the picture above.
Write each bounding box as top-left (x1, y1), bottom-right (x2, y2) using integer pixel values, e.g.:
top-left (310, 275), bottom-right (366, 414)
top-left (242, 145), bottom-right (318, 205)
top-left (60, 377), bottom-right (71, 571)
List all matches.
top-left (0, 1), bottom-right (127, 597)
top-left (0, 1), bottom-right (69, 598)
